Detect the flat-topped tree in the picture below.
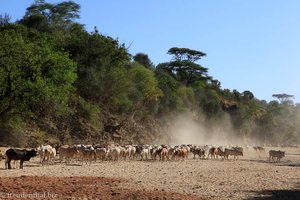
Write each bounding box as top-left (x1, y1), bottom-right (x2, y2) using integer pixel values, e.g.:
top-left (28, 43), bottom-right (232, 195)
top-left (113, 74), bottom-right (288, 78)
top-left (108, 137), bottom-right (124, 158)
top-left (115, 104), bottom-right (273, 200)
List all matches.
top-left (168, 47), bottom-right (206, 62)
top-left (272, 93), bottom-right (294, 105)
top-left (158, 47), bottom-right (211, 87)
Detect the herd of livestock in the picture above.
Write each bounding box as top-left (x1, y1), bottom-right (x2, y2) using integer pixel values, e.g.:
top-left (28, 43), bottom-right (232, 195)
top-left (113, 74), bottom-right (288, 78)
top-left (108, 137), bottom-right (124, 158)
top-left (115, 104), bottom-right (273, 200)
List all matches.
top-left (1, 143), bottom-right (287, 169)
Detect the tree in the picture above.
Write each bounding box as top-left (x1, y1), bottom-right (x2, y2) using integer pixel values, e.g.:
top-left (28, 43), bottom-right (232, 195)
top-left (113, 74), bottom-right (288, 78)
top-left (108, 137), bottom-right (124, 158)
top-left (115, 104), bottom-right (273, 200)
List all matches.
top-left (133, 53), bottom-right (154, 69)
top-left (155, 68), bottom-right (182, 114)
top-left (272, 93), bottom-right (294, 105)
top-left (24, 0), bottom-right (80, 28)
top-left (158, 47), bottom-right (210, 87)
top-left (0, 13), bottom-right (11, 28)
top-left (195, 86), bottom-right (222, 118)
top-left (125, 63), bottom-right (162, 118)
top-left (242, 90), bottom-right (254, 101)
top-left (19, 13), bottom-right (51, 32)
top-left (64, 28), bottom-right (130, 106)
top-left (0, 25), bottom-right (77, 119)
top-left (168, 47), bottom-right (206, 62)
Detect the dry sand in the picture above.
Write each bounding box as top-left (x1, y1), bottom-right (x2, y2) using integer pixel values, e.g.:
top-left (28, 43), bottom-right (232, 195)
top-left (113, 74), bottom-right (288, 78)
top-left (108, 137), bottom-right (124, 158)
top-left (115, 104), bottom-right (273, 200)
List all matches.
top-left (0, 147), bottom-right (300, 200)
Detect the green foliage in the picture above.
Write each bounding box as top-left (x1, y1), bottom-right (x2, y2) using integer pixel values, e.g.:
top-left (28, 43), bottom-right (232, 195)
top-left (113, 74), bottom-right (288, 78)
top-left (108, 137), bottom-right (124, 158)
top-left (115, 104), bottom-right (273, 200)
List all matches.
top-left (19, 14), bottom-right (51, 32)
top-left (126, 63), bottom-right (162, 115)
top-left (0, 114), bottom-right (28, 146)
top-left (159, 47), bottom-right (211, 87)
top-left (0, 13), bottom-right (11, 27)
top-left (99, 62), bottom-right (162, 116)
top-left (133, 53), bottom-right (154, 69)
top-left (64, 29), bottom-right (130, 106)
top-left (168, 47), bottom-right (206, 62)
top-left (199, 88), bottom-right (222, 118)
top-left (24, 0), bottom-right (80, 28)
top-left (106, 67), bottom-right (133, 112)
top-left (76, 96), bottom-right (102, 129)
top-left (242, 90), bottom-right (254, 101)
top-left (177, 86), bottom-right (196, 110)
top-left (0, 25), bottom-right (76, 119)
top-left (155, 68), bottom-right (181, 114)
top-left (272, 93), bottom-right (294, 105)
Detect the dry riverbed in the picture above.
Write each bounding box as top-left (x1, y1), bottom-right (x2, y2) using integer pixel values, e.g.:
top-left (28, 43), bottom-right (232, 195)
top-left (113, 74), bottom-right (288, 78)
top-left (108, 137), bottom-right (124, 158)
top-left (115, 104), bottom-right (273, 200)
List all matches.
top-left (0, 147), bottom-right (300, 200)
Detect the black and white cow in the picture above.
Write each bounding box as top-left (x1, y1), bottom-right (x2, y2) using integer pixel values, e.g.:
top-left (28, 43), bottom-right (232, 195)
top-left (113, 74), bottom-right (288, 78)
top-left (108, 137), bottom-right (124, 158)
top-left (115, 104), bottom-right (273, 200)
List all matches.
top-left (5, 148), bottom-right (37, 169)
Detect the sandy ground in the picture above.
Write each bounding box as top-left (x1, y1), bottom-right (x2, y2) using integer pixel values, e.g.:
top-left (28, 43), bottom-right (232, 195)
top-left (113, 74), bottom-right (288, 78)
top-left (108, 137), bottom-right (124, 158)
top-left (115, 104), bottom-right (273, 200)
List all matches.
top-left (0, 147), bottom-right (300, 200)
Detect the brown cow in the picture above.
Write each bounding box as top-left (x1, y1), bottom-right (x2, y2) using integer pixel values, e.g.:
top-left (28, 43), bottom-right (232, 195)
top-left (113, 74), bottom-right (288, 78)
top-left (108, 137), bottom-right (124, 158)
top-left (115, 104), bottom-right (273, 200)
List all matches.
top-left (207, 147), bottom-right (217, 159)
top-left (178, 148), bottom-right (188, 160)
top-left (269, 150), bottom-right (285, 163)
top-left (80, 148), bottom-right (95, 164)
top-left (58, 145), bottom-right (79, 163)
top-left (215, 147), bottom-right (225, 159)
top-left (160, 147), bottom-right (169, 161)
top-left (224, 148), bottom-right (243, 160)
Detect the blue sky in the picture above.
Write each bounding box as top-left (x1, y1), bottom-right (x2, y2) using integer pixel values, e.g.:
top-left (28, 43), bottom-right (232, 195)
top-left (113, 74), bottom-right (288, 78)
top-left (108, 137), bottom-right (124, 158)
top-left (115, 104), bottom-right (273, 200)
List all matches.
top-left (1, 0), bottom-right (300, 103)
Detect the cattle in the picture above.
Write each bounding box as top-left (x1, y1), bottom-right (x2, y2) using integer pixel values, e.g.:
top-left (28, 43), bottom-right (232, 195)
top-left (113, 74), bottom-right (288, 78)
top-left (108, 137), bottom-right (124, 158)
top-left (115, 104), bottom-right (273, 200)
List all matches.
top-left (37, 145), bottom-right (44, 163)
top-left (74, 145), bottom-right (95, 163)
top-left (170, 147), bottom-right (180, 160)
top-left (58, 145), bottom-right (79, 163)
top-left (37, 145), bottom-right (56, 165)
top-left (215, 147), bottom-right (226, 159)
top-left (107, 146), bottom-right (121, 161)
top-left (134, 145), bottom-right (142, 160)
top-left (192, 146), bottom-right (206, 159)
top-left (177, 148), bottom-right (188, 160)
top-left (160, 147), bottom-right (169, 161)
top-left (232, 146), bottom-right (243, 153)
top-left (224, 148), bottom-right (243, 160)
top-left (43, 146), bottom-right (56, 165)
top-left (269, 150), bottom-right (285, 163)
top-left (127, 145), bottom-right (136, 160)
top-left (151, 146), bottom-right (161, 160)
top-left (5, 148), bottom-right (37, 169)
top-left (141, 146), bottom-right (151, 161)
top-left (253, 146), bottom-right (265, 152)
top-left (95, 148), bottom-right (108, 161)
top-left (207, 147), bottom-right (217, 159)
top-left (80, 147), bottom-right (95, 164)
top-left (0, 150), bottom-right (5, 161)
top-left (120, 146), bottom-right (129, 160)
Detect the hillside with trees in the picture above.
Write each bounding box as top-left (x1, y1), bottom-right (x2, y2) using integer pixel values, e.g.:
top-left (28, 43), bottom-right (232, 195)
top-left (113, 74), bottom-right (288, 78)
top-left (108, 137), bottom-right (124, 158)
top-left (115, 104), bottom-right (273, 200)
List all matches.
top-left (0, 0), bottom-right (299, 147)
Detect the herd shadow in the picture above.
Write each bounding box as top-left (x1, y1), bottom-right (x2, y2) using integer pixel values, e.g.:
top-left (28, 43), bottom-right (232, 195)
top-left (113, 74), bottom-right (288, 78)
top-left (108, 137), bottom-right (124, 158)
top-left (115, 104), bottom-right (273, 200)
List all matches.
top-left (245, 158), bottom-right (300, 168)
top-left (248, 189), bottom-right (300, 200)
top-left (247, 181), bottom-right (300, 200)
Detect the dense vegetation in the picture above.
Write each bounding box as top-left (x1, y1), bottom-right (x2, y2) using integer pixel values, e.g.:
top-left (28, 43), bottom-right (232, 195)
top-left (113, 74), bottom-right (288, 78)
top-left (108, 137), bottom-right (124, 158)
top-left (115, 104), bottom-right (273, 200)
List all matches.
top-left (0, 0), bottom-right (299, 146)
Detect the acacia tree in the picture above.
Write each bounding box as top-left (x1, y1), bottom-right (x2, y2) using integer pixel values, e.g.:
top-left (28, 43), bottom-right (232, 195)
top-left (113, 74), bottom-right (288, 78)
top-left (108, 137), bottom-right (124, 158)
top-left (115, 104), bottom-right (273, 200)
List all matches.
top-left (168, 47), bottom-right (206, 62)
top-left (272, 93), bottom-right (294, 105)
top-left (158, 47), bottom-right (210, 87)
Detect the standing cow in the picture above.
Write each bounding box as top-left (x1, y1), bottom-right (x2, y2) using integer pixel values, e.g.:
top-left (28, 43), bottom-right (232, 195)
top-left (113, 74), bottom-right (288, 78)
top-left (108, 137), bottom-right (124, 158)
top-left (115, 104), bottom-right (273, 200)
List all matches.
top-left (269, 150), bottom-right (285, 163)
top-left (5, 148), bottom-right (37, 169)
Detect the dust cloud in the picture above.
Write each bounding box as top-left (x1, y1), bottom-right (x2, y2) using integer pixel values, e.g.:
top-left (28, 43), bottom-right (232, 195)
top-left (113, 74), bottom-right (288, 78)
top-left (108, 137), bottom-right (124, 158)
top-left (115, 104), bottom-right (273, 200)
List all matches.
top-left (162, 112), bottom-right (245, 146)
